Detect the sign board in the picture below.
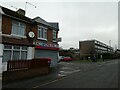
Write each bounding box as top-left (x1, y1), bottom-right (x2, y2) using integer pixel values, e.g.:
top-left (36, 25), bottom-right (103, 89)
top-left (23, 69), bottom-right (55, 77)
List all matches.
top-left (35, 42), bottom-right (59, 48)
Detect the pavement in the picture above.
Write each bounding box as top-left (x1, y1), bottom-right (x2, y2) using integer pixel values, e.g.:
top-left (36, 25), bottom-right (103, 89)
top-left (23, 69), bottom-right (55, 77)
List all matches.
top-left (3, 61), bottom-right (81, 88)
top-left (2, 59), bottom-right (118, 89)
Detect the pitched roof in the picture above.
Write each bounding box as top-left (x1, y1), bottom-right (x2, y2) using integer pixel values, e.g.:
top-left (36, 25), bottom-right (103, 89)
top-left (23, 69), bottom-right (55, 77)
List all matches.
top-left (1, 6), bottom-right (33, 23)
top-left (33, 16), bottom-right (51, 27)
top-left (48, 22), bottom-right (59, 30)
top-left (0, 6), bottom-right (59, 30)
top-left (33, 17), bottom-right (59, 31)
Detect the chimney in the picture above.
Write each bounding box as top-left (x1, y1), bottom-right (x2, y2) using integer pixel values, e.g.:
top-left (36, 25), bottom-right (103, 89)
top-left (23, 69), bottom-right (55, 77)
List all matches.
top-left (16, 8), bottom-right (26, 16)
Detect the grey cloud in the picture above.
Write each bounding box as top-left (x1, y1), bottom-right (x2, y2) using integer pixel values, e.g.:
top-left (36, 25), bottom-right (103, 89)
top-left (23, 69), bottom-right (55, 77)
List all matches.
top-left (1, 2), bottom-right (118, 49)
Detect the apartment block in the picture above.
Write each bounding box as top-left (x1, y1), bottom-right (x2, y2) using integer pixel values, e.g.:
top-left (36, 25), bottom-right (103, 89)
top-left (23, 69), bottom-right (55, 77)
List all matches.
top-left (79, 39), bottom-right (114, 59)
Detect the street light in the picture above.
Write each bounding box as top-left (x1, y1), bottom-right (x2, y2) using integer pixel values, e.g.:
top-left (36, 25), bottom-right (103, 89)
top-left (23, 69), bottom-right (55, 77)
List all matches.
top-left (109, 40), bottom-right (111, 47)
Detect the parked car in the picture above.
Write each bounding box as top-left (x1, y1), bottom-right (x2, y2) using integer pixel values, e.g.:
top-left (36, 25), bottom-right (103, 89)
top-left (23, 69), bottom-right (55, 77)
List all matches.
top-left (61, 56), bottom-right (73, 62)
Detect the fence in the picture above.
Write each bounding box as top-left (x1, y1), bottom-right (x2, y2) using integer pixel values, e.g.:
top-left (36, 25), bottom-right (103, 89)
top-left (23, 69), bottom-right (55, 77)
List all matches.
top-left (3, 58), bottom-right (50, 81)
top-left (7, 60), bottom-right (31, 71)
top-left (7, 58), bottom-right (51, 71)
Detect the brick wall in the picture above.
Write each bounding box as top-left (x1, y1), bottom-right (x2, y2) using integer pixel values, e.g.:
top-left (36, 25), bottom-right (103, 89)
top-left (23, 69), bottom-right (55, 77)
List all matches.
top-left (2, 15), bottom-right (34, 46)
top-left (2, 15), bottom-right (12, 34)
top-left (79, 41), bottom-right (95, 58)
top-left (47, 29), bottom-right (53, 43)
top-left (3, 59), bottom-right (50, 82)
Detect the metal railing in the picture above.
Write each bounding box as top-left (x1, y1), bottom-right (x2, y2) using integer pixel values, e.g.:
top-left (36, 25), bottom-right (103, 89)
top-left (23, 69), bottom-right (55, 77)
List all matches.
top-left (7, 60), bottom-right (31, 71)
top-left (7, 58), bottom-right (51, 71)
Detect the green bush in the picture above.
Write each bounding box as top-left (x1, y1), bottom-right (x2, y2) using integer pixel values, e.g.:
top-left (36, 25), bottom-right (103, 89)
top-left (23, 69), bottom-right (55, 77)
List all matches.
top-left (102, 53), bottom-right (113, 59)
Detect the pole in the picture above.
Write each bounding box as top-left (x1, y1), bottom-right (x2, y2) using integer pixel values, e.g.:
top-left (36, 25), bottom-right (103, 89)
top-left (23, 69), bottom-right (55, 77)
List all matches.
top-left (109, 40), bottom-right (111, 47)
top-left (25, 2), bottom-right (36, 15)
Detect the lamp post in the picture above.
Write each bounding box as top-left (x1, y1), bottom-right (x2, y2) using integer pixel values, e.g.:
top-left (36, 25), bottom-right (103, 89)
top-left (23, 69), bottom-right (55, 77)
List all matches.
top-left (109, 40), bottom-right (111, 47)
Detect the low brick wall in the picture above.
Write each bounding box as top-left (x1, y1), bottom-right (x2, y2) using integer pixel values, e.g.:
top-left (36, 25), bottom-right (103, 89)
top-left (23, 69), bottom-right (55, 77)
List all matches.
top-left (3, 59), bottom-right (50, 82)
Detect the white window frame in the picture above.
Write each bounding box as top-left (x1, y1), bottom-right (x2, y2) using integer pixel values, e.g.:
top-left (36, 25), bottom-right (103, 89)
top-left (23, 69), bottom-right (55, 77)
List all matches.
top-left (11, 20), bottom-right (26, 37)
top-left (53, 30), bottom-right (57, 42)
top-left (38, 26), bottom-right (47, 40)
top-left (3, 45), bottom-right (28, 62)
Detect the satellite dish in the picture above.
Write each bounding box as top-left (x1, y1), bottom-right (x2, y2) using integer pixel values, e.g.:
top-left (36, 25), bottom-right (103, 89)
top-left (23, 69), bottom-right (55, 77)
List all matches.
top-left (28, 31), bottom-right (35, 38)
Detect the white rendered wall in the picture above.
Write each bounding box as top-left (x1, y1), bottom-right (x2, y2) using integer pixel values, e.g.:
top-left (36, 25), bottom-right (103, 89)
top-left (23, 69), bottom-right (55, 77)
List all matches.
top-left (27, 47), bottom-right (35, 60)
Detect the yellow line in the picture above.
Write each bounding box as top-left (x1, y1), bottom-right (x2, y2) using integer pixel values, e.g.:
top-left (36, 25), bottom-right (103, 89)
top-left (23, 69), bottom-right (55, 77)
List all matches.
top-left (33, 77), bottom-right (66, 88)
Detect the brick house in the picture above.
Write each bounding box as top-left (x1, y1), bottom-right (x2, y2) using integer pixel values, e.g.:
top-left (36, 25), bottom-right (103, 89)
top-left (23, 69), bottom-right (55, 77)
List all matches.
top-left (0, 6), bottom-right (36, 71)
top-left (33, 17), bottom-right (59, 67)
top-left (0, 6), bottom-right (60, 71)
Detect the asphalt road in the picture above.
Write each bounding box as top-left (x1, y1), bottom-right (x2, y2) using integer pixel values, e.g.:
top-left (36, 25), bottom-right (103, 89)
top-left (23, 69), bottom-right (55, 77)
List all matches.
top-left (32, 59), bottom-right (119, 88)
top-left (0, 80), bottom-right (1, 90)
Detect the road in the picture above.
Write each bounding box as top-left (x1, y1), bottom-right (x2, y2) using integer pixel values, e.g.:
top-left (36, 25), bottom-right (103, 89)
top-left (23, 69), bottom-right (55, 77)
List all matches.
top-left (31, 59), bottom-right (118, 88)
top-left (0, 73), bottom-right (1, 90)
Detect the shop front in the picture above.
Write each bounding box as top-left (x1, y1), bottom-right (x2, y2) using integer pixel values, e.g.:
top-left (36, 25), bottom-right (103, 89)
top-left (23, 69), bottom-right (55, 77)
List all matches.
top-left (34, 42), bottom-right (59, 67)
top-left (2, 44), bottom-right (34, 71)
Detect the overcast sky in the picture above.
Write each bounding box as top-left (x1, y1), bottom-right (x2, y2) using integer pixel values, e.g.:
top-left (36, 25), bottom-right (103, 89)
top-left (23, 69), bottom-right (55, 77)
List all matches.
top-left (0, 0), bottom-right (119, 49)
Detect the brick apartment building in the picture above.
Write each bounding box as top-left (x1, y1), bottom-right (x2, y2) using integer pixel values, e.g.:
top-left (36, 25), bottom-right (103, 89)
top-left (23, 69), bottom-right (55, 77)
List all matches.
top-left (79, 39), bottom-right (114, 60)
top-left (0, 6), bottom-right (60, 71)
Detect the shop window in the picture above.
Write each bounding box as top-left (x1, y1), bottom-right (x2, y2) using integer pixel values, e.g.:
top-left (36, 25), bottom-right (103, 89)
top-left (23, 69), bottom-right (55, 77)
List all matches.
top-left (3, 50), bottom-right (11, 62)
top-left (14, 45), bottom-right (20, 49)
top-left (53, 30), bottom-right (57, 42)
top-left (3, 45), bottom-right (28, 62)
top-left (13, 51), bottom-right (20, 60)
top-left (11, 20), bottom-right (26, 36)
top-left (38, 26), bottom-right (47, 40)
top-left (22, 46), bottom-right (27, 50)
top-left (4, 45), bottom-right (12, 49)
top-left (21, 51), bottom-right (27, 59)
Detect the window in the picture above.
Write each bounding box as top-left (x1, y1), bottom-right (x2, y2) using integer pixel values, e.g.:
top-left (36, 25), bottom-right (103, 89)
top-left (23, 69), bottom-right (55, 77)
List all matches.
top-left (53, 30), bottom-right (57, 42)
top-left (3, 45), bottom-right (28, 62)
top-left (38, 26), bottom-right (47, 40)
top-left (95, 45), bottom-right (98, 48)
top-left (11, 20), bottom-right (26, 36)
top-left (94, 40), bottom-right (97, 44)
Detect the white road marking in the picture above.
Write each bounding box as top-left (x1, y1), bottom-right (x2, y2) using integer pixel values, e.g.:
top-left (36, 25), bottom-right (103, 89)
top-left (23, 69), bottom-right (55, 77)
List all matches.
top-left (32, 69), bottom-right (81, 88)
